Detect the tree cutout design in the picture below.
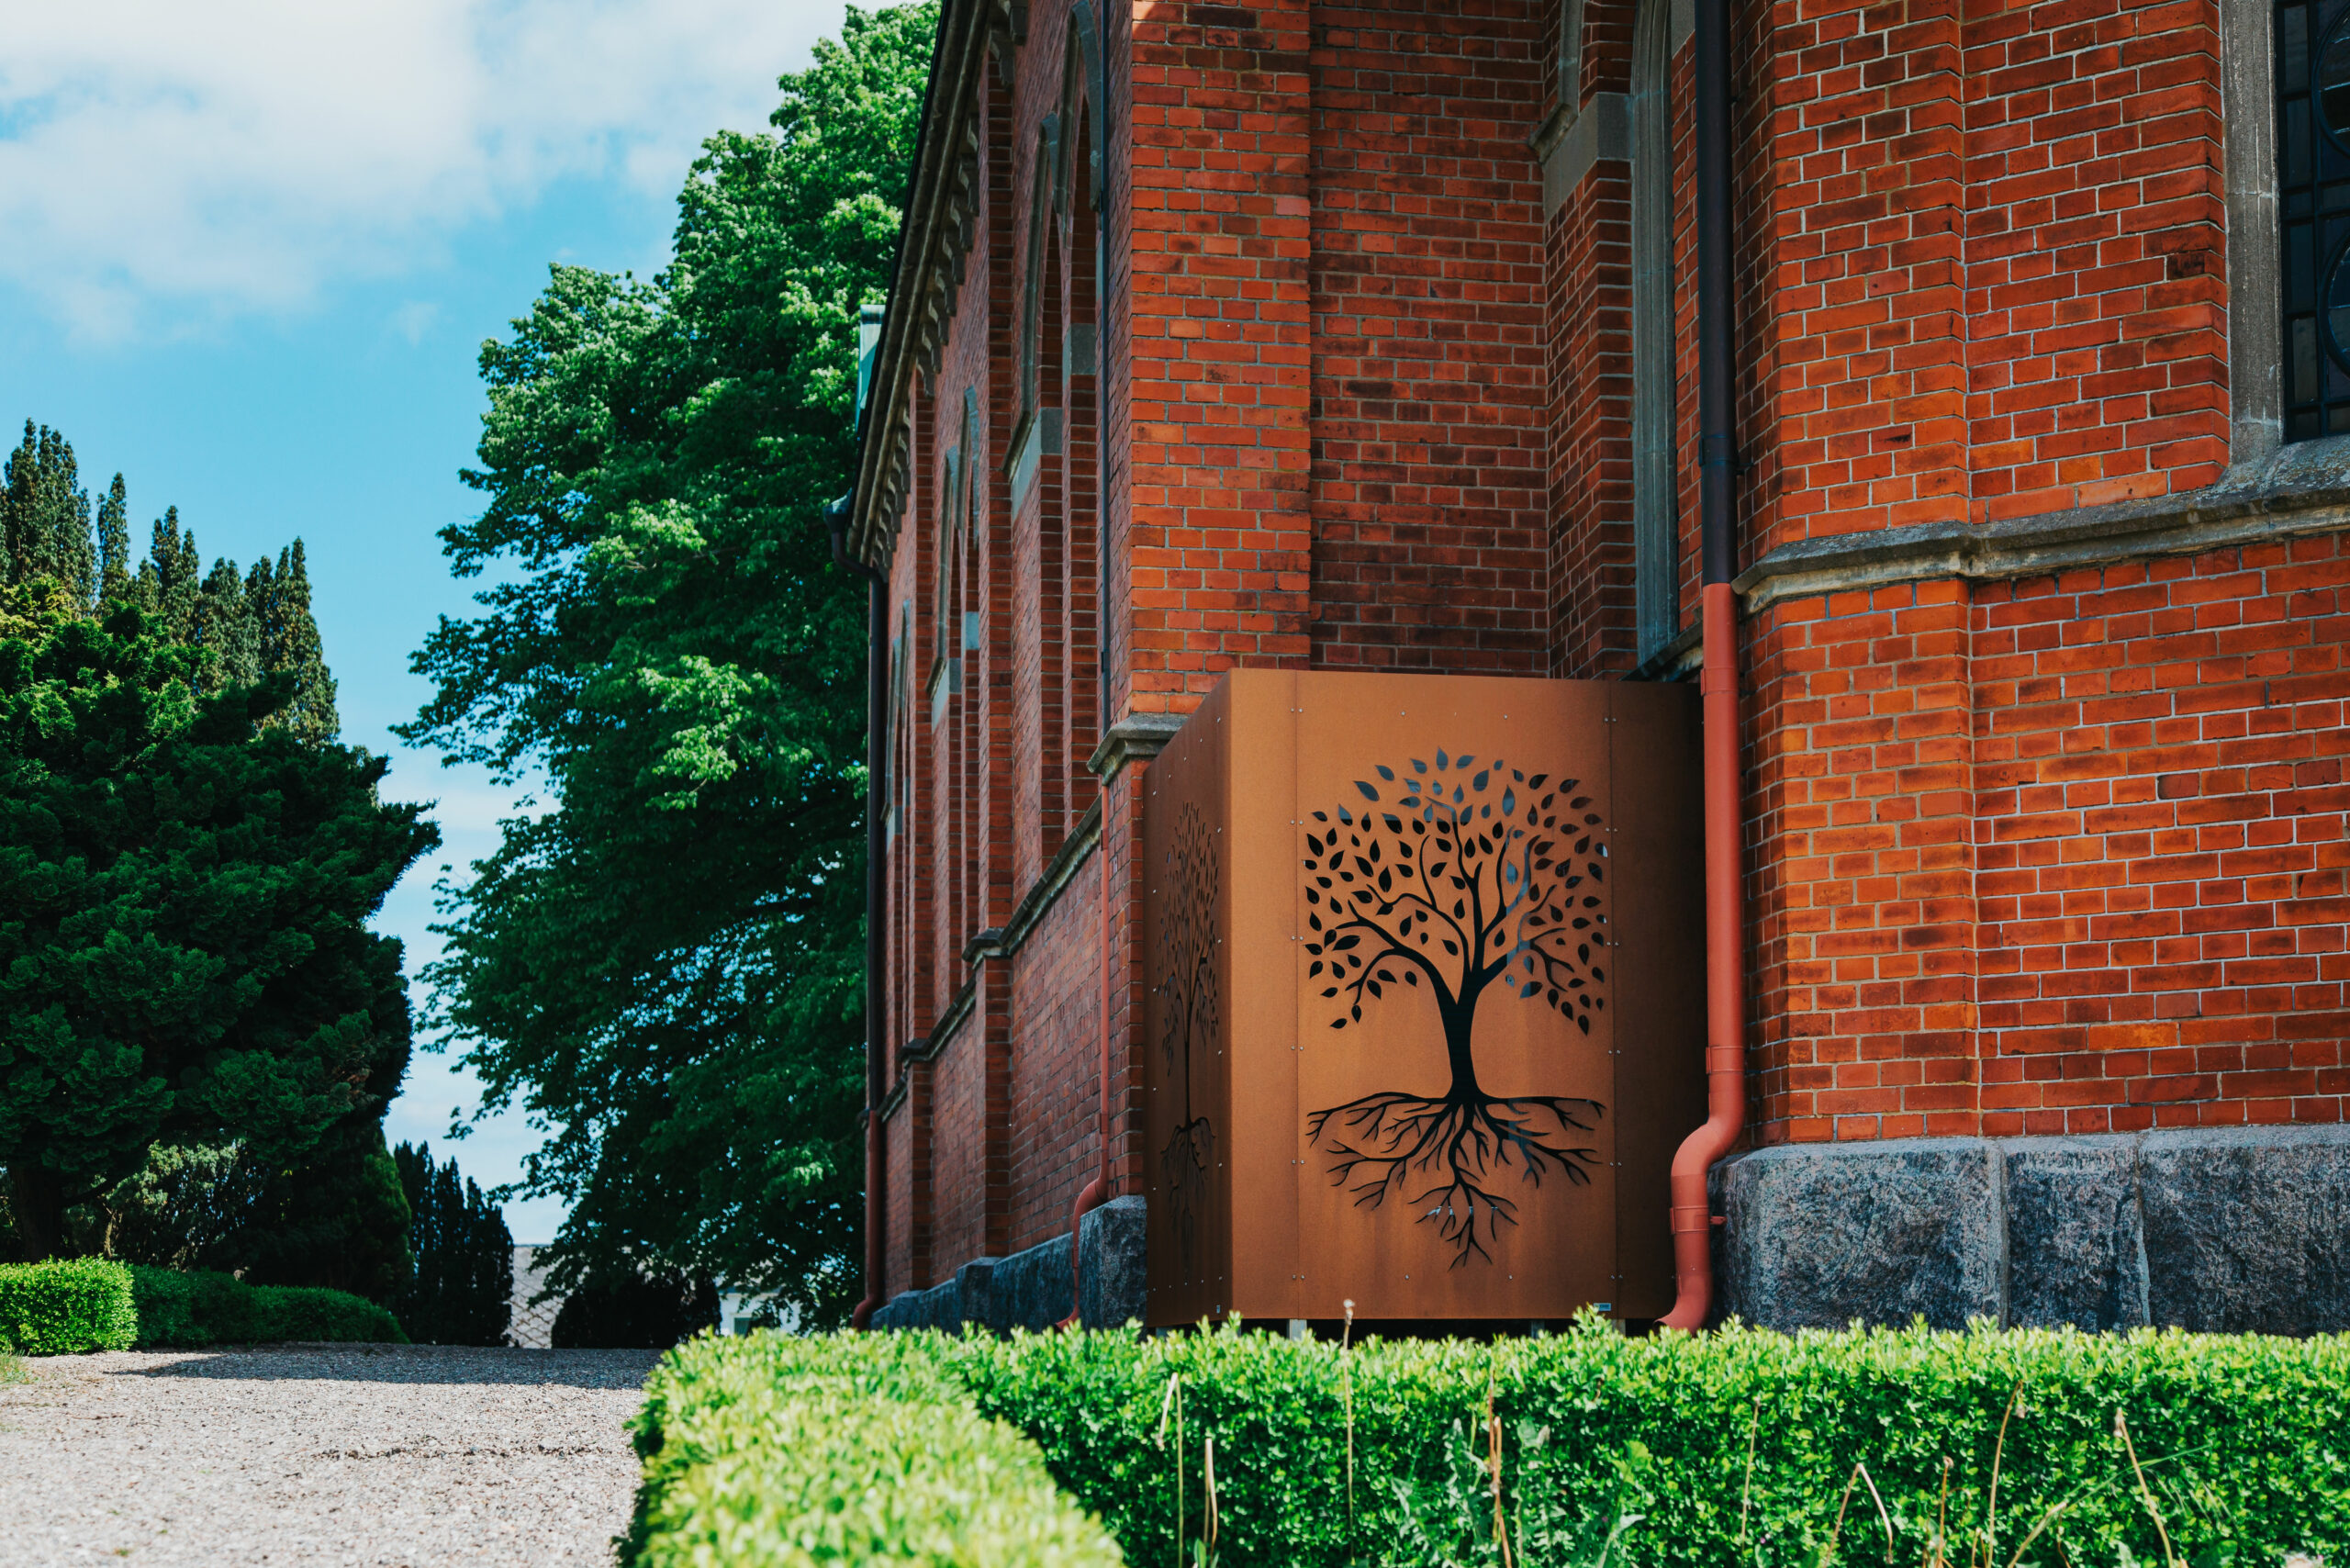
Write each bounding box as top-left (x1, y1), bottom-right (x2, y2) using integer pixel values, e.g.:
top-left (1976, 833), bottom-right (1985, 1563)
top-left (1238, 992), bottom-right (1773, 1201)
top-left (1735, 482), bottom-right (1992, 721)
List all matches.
top-left (1302, 750), bottom-right (1611, 1266)
top-left (1155, 801), bottom-right (1218, 1273)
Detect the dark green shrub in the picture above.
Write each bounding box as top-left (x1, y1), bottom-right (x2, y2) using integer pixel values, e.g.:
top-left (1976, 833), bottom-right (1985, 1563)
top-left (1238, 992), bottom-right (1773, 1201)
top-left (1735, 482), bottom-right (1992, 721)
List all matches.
top-left (215, 1122), bottom-right (415, 1304)
top-left (0, 1259), bottom-right (137, 1353)
top-left (635, 1320), bottom-right (2350, 1568)
top-left (392, 1140), bottom-right (511, 1344)
top-left (626, 1335), bottom-right (1125, 1568)
top-left (128, 1266), bottom-right (405, 1347)
top-left (553, 1269), bottom-right (716, 1350)
top-left (79, 1143), bottom-right (261, 1267)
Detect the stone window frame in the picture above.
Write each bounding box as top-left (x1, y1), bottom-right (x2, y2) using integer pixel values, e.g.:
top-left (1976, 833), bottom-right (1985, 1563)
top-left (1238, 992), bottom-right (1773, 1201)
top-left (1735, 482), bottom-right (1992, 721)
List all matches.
top-left (2225, 0), bottom-right (2350, 470)
top-left (1558, 0), bottom-right (1583, 108)
top-left (2231, 0), bottom-right (2286, 460)
top-left (1630, 0), bottom-right (1681, 662)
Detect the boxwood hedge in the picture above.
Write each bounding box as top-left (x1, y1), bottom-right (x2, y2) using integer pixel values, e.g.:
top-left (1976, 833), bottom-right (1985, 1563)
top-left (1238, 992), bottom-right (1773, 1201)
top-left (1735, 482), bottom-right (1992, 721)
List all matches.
top-left (0, 1259), bottom-right (139, 1354)
top-left (129, 1266), bottom-right (406, 1348)
top-left (0, 1260), bottom-right (402, 1354)
top-left (627, 1334), bottom-right (1124, 1568)
top-left (632, 1317), bottom-right (2350, 1567)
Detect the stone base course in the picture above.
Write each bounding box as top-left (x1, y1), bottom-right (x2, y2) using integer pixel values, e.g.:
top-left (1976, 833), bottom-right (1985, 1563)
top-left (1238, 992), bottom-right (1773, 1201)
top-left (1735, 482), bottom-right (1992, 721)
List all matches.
top-left (1714, 1127), bottom-right (2350, 1335)
top-left (871, 1196), bottom-right (1144, 1333)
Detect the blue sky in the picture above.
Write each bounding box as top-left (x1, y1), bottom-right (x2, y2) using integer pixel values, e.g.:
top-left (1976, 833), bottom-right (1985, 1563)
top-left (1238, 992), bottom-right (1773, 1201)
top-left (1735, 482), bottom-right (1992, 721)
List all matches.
top-left (0, 0), bottom-right (857, 1243)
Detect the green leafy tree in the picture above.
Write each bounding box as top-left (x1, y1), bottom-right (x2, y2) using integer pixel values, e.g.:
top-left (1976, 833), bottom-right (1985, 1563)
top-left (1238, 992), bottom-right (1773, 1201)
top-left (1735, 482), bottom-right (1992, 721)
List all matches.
top-left (392, 1140), bottom-right (512, 1344)
top-left (0, 603), bottom-right (437, 1258)
top-left (77, 1144), bottom-right (262, 1268)
top-left (401, 3), bottom-right (934, 1326)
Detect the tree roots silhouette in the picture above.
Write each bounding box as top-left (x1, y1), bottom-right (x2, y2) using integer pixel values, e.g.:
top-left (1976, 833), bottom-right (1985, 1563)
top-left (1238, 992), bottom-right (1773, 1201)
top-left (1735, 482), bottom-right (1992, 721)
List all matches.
top-left (1306, 1090), bottom-right (1602, 1266)
top-left (1158, 1116), bottom-right (1214, 1269)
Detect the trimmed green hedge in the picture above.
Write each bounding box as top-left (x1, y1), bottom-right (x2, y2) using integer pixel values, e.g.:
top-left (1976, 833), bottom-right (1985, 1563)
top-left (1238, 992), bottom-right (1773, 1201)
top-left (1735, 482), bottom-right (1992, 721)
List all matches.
top-left (0, 1260), bottom-right (402, 1353)
top-left (129, 1267), bottom-right (405, 1347)
top-left (629, 1336), bottom-right (1125, 1568)
top-left (0, 1259), bottom-right (139, 1354)
top-left (633, 1319), bottom-right (2350, 1567)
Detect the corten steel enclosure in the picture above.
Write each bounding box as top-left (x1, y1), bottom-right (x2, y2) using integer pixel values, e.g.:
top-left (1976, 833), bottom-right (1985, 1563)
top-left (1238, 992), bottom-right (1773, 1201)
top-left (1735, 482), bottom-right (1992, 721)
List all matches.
top-left (1140, 670), bottom-right (1705, 1325)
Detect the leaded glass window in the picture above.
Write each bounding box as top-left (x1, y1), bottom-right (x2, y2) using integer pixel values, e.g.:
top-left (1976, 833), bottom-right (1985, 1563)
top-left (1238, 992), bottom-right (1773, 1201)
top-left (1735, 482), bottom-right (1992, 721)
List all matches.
top-left (2278, 0), bottom-right (2350, 441)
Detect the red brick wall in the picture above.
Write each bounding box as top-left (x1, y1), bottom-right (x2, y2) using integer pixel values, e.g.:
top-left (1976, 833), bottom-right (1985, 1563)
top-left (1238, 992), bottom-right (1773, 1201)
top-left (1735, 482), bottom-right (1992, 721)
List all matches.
top-left (874, 0), bottom-right (1140, 1297)
top-left (1008, 857), bottom-right (1107, 1250)
top-left (1543, 155), bottom-right (1637, 678)
top-left (1750, 0), bottom-right (2226, 557)
top-left (864, 0), bottom-right (2334, 1309)
top-left (1960, 0), bottom-right (2227, 521)
top-left (1307, 1), bottom-right (1551, 674)
top-left (1126, 0), bottom-right (1315, 708)
top-left (1746, 537), bottom-right (2350, 1147)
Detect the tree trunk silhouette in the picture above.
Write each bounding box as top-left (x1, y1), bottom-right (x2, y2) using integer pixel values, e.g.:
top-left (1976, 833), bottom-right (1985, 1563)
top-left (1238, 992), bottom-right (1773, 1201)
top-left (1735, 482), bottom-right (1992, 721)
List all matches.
top-left (1157, 802), bottom-right (1219, 1271)
top-left (1303, 752), bottom-right (1609, 1265)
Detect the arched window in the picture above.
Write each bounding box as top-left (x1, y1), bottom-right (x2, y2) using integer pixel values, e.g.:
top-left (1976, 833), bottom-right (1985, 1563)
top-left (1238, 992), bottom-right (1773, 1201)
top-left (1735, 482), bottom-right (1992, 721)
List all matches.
top-left (1630, 0), bottom-right (1679, 662)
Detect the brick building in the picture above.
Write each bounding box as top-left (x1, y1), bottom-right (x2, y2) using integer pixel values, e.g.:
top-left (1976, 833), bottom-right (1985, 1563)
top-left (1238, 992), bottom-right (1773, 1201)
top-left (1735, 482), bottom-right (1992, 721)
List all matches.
top-left (840, 0), bottom-right (2350, 1335)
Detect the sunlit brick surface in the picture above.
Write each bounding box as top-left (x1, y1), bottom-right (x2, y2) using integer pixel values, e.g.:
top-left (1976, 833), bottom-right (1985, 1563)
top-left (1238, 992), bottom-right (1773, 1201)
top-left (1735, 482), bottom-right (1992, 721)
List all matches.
top-left (859, 0), bottom-right (2343, 1304)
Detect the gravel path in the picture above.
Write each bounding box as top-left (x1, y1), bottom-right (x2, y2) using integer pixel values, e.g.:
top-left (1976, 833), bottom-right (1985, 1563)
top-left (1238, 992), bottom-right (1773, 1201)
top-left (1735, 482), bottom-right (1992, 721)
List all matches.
top-left (0, 1345), bottom-right (664, 1567)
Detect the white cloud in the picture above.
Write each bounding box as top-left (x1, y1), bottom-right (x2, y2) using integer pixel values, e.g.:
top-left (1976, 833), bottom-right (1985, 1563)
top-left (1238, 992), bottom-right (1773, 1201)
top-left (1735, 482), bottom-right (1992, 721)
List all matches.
top-left (0, 0), bottom-right (851, 340)
top-left (387, 299), bottom-right (442, 344)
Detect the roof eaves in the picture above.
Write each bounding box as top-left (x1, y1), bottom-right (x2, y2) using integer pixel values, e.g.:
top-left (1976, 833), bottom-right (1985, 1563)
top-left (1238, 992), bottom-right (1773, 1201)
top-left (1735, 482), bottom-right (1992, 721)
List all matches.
top-left (847, 0), bottom-right (1023, 572)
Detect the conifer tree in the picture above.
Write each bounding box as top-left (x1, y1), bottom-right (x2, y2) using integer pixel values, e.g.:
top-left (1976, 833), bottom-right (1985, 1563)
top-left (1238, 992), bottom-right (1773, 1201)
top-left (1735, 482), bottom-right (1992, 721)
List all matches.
top-left (252, 541), bottom-right (337, 741)
top-left (142, 508), bottom-right (200, 644)
top-left (0, 415), bottom-right (398, 1267)
top-left (391, 1141), bottom-right (512, 1345)
top-left (194, 557), bottom-right (261, 692)
top-left (0, 607), bottom-right (436, 1256)
top-left (4, 423), bottom-right (95, 604)
top-left (95, 476), bottom-right (131, 606)
top-left (219, 1122), bottom-right (414, 1303)
top-left (0, 422), bottom-right (33, 584)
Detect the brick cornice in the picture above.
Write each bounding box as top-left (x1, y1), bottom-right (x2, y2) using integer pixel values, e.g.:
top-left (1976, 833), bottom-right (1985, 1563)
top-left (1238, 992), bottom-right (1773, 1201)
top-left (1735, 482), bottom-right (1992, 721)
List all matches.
top-left (1735, 451), bottom-right (2350, 617)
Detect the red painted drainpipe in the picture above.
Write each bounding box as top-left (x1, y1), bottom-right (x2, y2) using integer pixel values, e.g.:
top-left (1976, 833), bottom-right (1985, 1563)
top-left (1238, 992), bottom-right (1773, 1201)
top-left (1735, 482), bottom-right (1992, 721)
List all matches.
top-left (1658, 0), bottom-right (1743, 1332)
top-left (1058, 776), bottom-right (1115, 1329)
top-left (1660, 584), bottom-right (1743, 1329)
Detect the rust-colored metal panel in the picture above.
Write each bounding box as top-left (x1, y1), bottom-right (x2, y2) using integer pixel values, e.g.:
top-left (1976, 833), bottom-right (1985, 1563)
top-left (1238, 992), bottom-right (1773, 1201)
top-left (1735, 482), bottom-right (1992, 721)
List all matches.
top-left (1141, 670), bottom-right (1703, 1326)
top-left (1139, 678), bottom-right (1235, 1325)
top-left (1605, 681), bottom-right (1708, 1319)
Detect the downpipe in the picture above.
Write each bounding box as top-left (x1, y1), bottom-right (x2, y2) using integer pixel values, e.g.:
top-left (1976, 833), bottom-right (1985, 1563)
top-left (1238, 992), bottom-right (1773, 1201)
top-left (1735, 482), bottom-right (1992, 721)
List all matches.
top-left (827, 497), bottom-right (890, 1331)
top-left (1659, 0), bottom-right (1744, 1332)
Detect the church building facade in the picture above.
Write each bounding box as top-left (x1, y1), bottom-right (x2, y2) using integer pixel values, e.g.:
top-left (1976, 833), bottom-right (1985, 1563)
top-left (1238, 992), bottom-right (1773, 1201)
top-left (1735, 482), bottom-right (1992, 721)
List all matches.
top-left (838, 0), bottom-right (2350, 1334)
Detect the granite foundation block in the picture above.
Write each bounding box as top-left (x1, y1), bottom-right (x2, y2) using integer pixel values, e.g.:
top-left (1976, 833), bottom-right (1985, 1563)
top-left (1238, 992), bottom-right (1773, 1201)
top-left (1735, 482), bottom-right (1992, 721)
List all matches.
top-left (1714, 1126), bottom-right (2350, 1335)
top-left (1078, 1196), bottom-right (1147, 1328)
top-left (869, 1196), bottom-right (1147, 1335)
